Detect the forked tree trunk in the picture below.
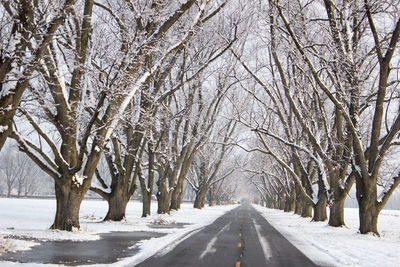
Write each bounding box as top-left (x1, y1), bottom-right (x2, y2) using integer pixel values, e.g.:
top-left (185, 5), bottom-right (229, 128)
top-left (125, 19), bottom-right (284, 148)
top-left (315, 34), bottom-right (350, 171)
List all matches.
top-left (313, 194), bottom-right (327, 222)
top-left (328, 169), bottom-right (354, 227)
top-left (170, 156), bottom-right (193, 211)
top-left (194, 187), bottom-right (207, 209)
top-left (104, 188), bottom-right (129, 221)
top-left (51, 181), bottom-right (85, 231)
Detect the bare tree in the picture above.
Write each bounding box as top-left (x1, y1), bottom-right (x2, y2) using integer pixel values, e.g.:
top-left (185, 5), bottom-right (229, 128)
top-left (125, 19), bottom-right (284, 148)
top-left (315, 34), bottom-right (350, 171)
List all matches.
top-left (11, 0), bottom-right (217, 231)
top-left (186, 119), bottom-right (237, 209)
top-left (269, 0), bottom-right (400, 235)
top-left (0, 0), bottom-right (77, 150)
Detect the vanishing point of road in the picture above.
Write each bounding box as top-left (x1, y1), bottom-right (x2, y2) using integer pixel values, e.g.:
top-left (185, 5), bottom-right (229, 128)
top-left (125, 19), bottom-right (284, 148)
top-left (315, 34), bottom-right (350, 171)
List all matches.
top-left (137, 204), bottom-right (318, 267)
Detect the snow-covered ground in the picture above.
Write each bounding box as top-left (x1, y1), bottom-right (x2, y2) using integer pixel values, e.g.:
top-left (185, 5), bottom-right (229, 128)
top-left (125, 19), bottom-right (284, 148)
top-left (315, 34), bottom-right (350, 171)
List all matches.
top-left (254, 205), bottom-right (400, 267)
top-left (1, 198), bottom-right (399, 267)
top-left (0, 198), bottom-right (237, 266)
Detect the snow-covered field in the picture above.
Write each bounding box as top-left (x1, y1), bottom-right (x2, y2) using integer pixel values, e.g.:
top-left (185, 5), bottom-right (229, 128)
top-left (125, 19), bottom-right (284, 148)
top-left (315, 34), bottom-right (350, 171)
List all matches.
top-left (254, 205), bottom-right (400, 267)
top-left (1, 198), bottom-right (399, 267)
top-left (0, 198), bottom-right (237, 266)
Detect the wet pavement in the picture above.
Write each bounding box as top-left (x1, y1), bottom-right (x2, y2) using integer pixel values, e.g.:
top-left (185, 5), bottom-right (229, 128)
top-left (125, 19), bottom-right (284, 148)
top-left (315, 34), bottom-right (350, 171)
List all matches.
top-left (0, 231), bottom-right (165, 266)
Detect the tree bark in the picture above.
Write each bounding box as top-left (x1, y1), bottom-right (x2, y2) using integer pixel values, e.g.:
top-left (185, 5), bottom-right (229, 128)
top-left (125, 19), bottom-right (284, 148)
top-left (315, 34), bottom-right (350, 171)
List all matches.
top-left (301, 200), bottom-right (313, 218)
top-left (142, 190), bottom-right (152, 217)
top-left (328, 197), bottom-right (345, 227)
top-left (194, 186), bottom-right (207, 209)
top-left (294, 184), bottom-right (303, 215)
top-left (312, 175), bottom-right (328, 221)
top-left (357, 178), bottom-right (379, 235)
top-left (312, 194), bottom-right (327, 222)
top-left (103, 188), bottom-right (129, 221)
top-left (170, 184), bottom-right (183, 210)
top-left (284, 191), bottom-right (295, 212)
top-left (156, 180), bottom-right (171, 214)
top-left (51, 181), bottom-right (85, 231)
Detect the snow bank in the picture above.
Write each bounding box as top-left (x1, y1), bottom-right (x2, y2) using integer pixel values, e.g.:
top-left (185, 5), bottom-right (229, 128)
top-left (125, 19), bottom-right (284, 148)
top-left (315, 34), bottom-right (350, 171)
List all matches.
top-left (254, 205), bottom-right (400, 267)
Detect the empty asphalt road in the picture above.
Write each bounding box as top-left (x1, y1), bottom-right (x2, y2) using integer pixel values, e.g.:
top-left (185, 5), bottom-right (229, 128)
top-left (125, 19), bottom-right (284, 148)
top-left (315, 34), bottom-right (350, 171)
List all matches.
top-left (137, 204), bottom-right (318, 267)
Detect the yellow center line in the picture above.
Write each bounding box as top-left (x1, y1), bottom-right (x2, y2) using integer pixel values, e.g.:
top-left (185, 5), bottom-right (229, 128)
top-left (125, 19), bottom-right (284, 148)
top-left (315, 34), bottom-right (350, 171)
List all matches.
top-left (236, 261), bottom-right (241, 267)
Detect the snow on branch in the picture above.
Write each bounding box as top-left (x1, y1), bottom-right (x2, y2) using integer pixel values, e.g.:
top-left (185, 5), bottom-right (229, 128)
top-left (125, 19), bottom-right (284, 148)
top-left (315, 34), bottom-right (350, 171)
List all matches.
top-left (104, 1), bottom-right (209, 143)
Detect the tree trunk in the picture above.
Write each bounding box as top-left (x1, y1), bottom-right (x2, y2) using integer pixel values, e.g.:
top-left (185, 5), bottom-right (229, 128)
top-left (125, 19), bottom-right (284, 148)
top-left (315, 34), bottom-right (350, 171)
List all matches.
top-left (208, 192), bottom-right (215, 206)
top-left (313, 195), bottom-right (327, 222)
top-left (170, 186), bottom-right (182, 211)
top-left (170, 155), bottom-right (193, 211)
top-left (301, 197), bottom-right (313, 218)
top-left (357, 179), bottom-right (379, 235)
top-left (51, 181), bottom-right (85, 231)
top-left (328, 197), bottom-right (346, 227)
top-left (294, 190), bottom-right (303, 215)
top-left (194, 187), bottom-right (207, 209)
top-left (289, 188), bottom-right (296, 211)
top-left (313, 176), bottom-right (328, 221)
top-left (142, 189), bottom-right (152, 217)
top-left (358, 200), bottom-right (379, 235)
top-left (278, 194), bottom-right (285, 210)
top-left (284, 193), bottom-right (295, 212)
top-left (156, 180), bottom-right (171, 214)
top-left (7, 186), bottom-right (11, 198)
top-left (104, 189), bottom-right (128, 221)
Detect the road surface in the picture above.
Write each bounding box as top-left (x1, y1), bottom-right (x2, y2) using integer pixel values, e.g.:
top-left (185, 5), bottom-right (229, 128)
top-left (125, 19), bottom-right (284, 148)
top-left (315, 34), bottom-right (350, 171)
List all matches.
top-left (137, 204), bottom-right (318, 267)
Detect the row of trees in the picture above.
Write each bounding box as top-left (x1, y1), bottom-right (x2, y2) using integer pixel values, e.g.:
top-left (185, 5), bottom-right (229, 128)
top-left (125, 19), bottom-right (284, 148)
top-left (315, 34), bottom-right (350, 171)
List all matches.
top-left (0, 0), bottom-right (244, 231)
top-left (237, 0), bottom-right (400, 236)
top-left (1, 0), bottom-right (399, 237)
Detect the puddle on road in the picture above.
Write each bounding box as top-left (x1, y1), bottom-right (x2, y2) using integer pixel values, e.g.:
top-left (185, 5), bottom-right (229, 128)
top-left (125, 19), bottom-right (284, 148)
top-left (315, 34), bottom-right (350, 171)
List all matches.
top-left (0, 231), bottom-right (166, 266)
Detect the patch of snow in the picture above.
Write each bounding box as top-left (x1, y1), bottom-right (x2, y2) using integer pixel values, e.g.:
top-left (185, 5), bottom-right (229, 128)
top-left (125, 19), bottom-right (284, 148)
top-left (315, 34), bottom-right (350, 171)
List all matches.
top-left (0, 237), bottom-right (39, 255)
top-left (72, 174), bottom-right (87, 187)
top-left (0, 126), bottom-right (9, 133)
